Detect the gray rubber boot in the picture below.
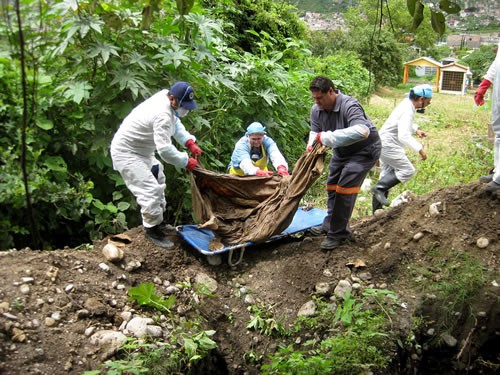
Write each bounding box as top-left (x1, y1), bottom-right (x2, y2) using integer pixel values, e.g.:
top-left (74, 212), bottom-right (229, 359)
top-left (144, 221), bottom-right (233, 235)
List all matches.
top-left (479, 174), bottom-right (493, 183)
top-left (371, 170), bottom-right (400, 207)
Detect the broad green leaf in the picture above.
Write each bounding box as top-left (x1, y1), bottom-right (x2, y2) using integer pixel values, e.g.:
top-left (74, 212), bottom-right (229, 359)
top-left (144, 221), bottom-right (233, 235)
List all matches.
top-left (43, 156), bottom-right (67, 172)
top-left (407, 0), bottom-right (417, 16)
top-left (63, 81), bottom-right (92, 104)
top-left (412, 1), bottom-right (425, 31)
top-left (183, 338), bottom-right (197, 357)
top-left (439, 0), bottom-right (461, 14)
top-left (197, 336), bottom-right (217, 350)
top-left (117, 202), bottom-right (130, 211)
top-left (36, 117), bottom-right (54, 130)
top-left (430, 10), bottom-right (446, 35)
top-left (128, 282), bottom-right (156, 305)
top-left (88, 42), bottom-right (120, 64)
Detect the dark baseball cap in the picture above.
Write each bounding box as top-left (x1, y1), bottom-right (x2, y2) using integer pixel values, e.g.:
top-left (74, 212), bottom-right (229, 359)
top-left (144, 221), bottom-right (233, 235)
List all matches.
top-left (169, 81), bottom-right (197, 110)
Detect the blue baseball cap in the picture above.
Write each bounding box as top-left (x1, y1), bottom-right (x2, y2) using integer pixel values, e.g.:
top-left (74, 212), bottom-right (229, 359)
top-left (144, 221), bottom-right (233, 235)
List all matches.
top-left (170, 81), bottom-right (197, 110)
top-left (412, 84), bottom-right (433, 98)
top-left (246, 122), bottom-right (267, 135)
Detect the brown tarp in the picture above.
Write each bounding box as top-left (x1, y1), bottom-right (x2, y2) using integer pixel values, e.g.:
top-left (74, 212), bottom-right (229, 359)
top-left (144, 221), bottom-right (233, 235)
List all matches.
top-left (190, 143), bottom-right (327, 245)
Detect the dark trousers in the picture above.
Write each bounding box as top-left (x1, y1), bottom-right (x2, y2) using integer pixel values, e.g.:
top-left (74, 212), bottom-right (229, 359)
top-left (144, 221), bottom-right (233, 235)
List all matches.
top-left (323, 143), bottom-right (381, 240)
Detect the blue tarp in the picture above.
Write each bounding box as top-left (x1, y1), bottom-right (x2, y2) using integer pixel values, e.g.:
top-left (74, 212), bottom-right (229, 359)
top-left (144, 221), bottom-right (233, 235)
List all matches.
top-left (176, 207), bottom-right (326, 256)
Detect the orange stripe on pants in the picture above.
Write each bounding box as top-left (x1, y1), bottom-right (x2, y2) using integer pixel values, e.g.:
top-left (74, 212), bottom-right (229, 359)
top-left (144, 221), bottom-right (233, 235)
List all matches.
top-left (326, 184), bottom-right (360, 194)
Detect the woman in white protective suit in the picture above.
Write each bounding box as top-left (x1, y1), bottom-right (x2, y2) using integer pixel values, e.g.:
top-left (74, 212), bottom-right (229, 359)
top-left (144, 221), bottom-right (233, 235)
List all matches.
top-left (371, 84), bottom-right (432, 213)
top-left (474, 41), bottom-right (500, 192)
top-left (110, 81), bottom-right (202, 248)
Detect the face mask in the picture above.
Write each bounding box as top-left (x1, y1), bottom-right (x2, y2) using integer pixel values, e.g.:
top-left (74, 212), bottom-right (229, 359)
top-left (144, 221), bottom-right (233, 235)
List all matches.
top-left (175, 107), bottom-right (190, 118)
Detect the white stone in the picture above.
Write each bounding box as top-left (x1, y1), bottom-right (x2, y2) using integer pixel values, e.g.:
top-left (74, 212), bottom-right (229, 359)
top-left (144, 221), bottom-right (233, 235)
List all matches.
top-left (19, 284), bottom-right (30, 295)
top-left (334, 279), bottom-right (352, 299)
top-left (476, 237), bottom-right (489, 249)
top-left (102, 243), bottom-right (124, 263)
top-left (297, 300), bottom-right (316, 317)
top-left (126, 316), bottom-right (154, 338)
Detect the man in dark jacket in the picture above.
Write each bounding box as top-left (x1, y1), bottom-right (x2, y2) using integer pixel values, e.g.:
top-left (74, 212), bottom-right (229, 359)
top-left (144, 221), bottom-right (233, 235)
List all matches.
top-left (306, 76), bottom-right (381, 250)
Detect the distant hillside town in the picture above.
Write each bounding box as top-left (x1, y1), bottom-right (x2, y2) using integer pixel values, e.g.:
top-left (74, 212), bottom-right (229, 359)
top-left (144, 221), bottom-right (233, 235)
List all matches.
top-left (300, 10), bottom-right (500, 49)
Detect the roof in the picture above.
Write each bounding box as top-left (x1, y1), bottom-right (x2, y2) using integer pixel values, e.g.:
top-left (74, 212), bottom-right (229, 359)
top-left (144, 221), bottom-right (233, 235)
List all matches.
top-left (404, 56), bottom-right (443, 68)
top-left (441, 62), bottom-right (469, 72)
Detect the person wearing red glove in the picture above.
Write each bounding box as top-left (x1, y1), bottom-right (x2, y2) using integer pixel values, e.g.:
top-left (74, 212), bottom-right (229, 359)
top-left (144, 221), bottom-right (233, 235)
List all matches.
top-left (228, 122), bottom-right (289, 177)
top-left (185, 139), bottom-right (202, 157)
top-left (474, 79), bottom-right (492, 107)
top-left (476, 42), bottom-right (500, 192)
top-left (110, 81), bottom-right (201, 248)
top-left (306, 76), bottom-right (381, 251)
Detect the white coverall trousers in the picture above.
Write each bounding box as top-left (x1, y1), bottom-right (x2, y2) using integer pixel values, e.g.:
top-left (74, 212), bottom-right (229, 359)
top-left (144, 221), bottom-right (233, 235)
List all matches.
top-left (379, 142), bottom-right (415, 183)
top-left (110, 151), bottom-right (166, 228)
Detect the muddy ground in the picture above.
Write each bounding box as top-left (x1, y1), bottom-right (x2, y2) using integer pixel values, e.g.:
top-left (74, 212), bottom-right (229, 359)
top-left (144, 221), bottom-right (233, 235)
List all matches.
top-left (0, 182), bottom-right (498, 374)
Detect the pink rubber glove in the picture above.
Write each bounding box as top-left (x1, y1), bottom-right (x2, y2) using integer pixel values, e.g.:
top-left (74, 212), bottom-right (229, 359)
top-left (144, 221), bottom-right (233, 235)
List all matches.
top-left (186, 157), bottom-right (198, 171)
top-left (185, 139), bottom-right (202, 157)
top-left (256, 169), bottom-right (273, 177)
top-left (474, 79), bottom-right (491, 106)
top-left (277, 165), bottom-right (289, 176)
top-left (307, 146), bottom-right (313, 152)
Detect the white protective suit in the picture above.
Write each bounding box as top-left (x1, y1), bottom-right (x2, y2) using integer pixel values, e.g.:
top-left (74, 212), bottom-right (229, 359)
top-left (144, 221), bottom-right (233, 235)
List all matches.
top-left (378, 97), bottom-right (422, 182)
top-left (110, 89), bottom-right (196, 228)
top-left (483, 42), bottom-right (500, 185)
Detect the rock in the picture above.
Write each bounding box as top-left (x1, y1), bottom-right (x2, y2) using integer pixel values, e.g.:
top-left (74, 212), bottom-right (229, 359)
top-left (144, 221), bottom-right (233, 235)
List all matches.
top-left (44, 317), bottom-right (56, 327)
top-left (11, 327), bottom-right (26, 342)
top-left (76, 309), bottom-right (90, 319)
top-left (429, 201), bottom-right (442, 216)
top-left (125, 316), bottom-right (154, 338)
top-left (476, 237), bottom-right (489, 249)
top-left (124, 260), bottom-right (141, 272)
top-left (146, 325), bottom-right (163, 338)
top-left (19, 284), bottom-right (30, 295)
top-left (84, 297), bottom-right (107, 316)
top-left (98, 263), bottom-right (110, 273)
top-left (0, 301), bottom-right (10, 312)
top-left (207, 254), bottom-right (222, 266)
top-left (243, 294), bottom-right (255, 305)
top-left (413, 232), bottom-right (424, 241)
top-left (64, 284), bottom-right (74, 293)
top-left (441, 332), bottom-right (457, 347)
top-left (102, 243), bottom-right (125, 262)
top-left (334, 280), bottom-right (352, 299)
top-left (297, 300), bottom-right (316, 317)
top-left (314, 282), bottom-right (331, 295)
top-left (89, 330), bottom-right (127, 359)
top-left (194, 272), bottom-right (218, 293)
top-left (21, 277), bottom-right (35, 284)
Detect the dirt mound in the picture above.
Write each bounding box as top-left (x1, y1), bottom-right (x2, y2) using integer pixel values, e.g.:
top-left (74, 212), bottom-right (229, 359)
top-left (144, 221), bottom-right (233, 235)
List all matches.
top-left (0, 182), bottom-right (498, 374)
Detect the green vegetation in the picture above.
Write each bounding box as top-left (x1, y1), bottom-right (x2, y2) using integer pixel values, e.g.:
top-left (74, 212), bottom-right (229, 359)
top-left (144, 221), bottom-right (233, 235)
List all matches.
top-left (83, 281), bottom-right (218, 375)
top-left (261, 289), bottom-right (398, 374)
top-left (302, 84), bottom-right (492, 220)
top-left (128, 282), bottom-right (176, 313)
top-left (1, 1), bottom-right (494, 256)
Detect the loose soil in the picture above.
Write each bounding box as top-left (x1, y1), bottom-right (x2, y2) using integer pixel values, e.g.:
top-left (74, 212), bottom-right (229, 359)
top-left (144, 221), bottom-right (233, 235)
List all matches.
top-left (0, 182), bottom-right (498, 374)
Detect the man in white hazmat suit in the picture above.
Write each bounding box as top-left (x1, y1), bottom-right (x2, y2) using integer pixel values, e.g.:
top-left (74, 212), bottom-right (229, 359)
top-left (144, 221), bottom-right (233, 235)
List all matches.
top-left (110, 81), bottom-right (202, 248)
top-left (371, 84), bottom-right (431, 212)
top-left (228, 122), bottom-right (289, 177)
top-left (474, 42), bottom-right (500, 192)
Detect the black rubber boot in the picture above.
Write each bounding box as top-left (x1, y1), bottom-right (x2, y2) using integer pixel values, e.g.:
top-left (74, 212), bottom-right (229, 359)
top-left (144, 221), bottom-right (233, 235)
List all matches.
top-left (372, 192), bottom-right (388, 213)
top-left (371, 170), bottom-right (400, 207)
